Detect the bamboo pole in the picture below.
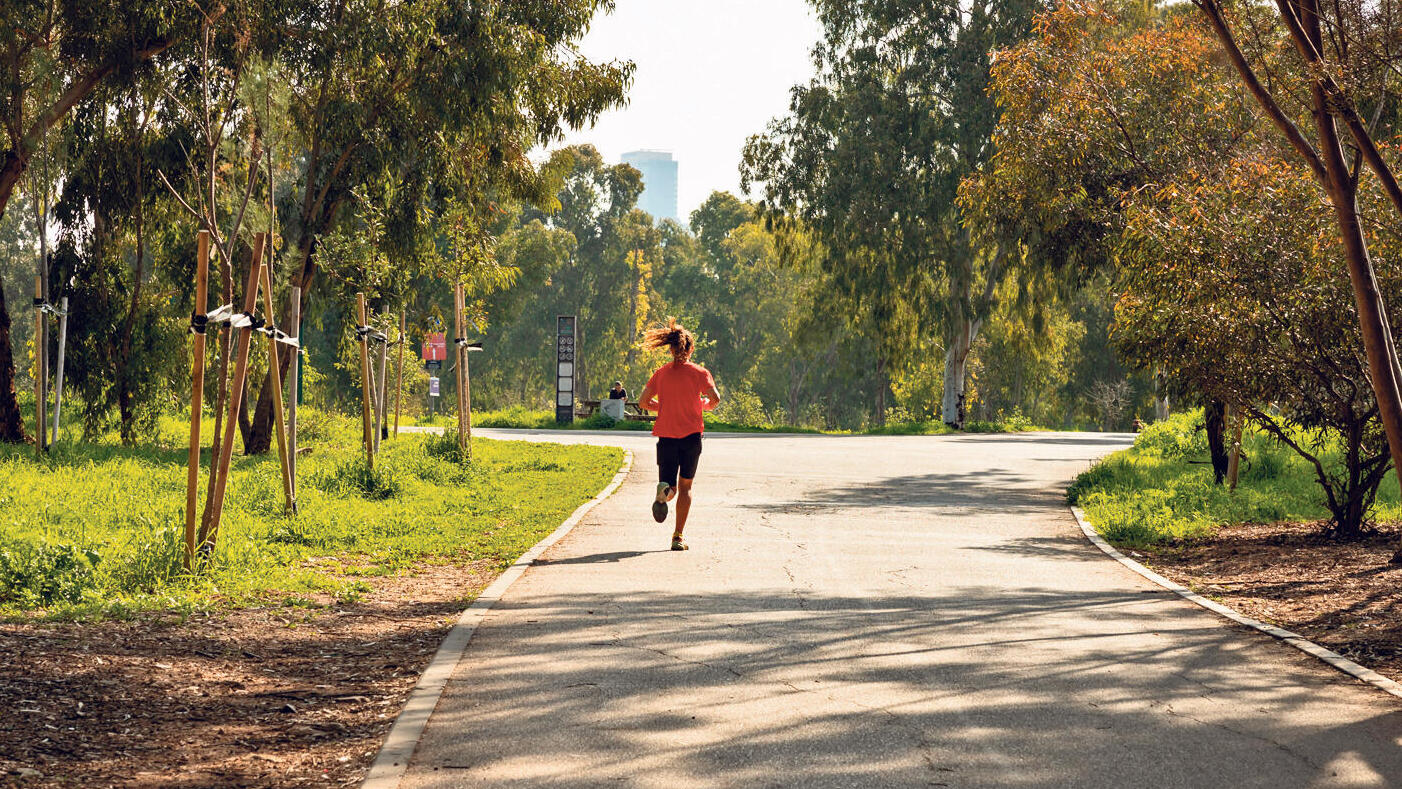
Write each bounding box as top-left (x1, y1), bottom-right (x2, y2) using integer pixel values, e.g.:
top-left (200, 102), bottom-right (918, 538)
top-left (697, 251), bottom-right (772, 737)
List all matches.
top-left (203, 235), bottom-right (265, 553)
top-left (454, 284), bottom-right (467, 451)
top-left (394, 310), bottom-right (405, 437)
top-left (357, 292), bottom-right (375, 470)
top-left (51, 296), bottom-right (67, 441)
top-left (462, 322), bottom-right (473, 450)
top-left (289, 286), bottom-right (300, 510)
top-left (33, 276), bottom-right (45, 456)
top-left (204, 238), bottom-right (266, 552)
top-left (260, 264), bottom-right (294, 512)
top-left (183, 231), bottom-right (211, 568)
top-left (375, 330), bottom-right (388, 454)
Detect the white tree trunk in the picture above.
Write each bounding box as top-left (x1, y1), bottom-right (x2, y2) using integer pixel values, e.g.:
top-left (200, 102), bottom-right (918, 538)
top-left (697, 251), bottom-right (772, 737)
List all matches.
top-left (940, 315), bottom-right (981, 427)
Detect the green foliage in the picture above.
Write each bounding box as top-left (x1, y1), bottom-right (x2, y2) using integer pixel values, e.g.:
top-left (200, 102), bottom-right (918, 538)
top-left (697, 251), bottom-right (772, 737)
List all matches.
top-left (711, 387), bottom-right (772, 429)
top-left (743, 0), bottom-right (1047, 426)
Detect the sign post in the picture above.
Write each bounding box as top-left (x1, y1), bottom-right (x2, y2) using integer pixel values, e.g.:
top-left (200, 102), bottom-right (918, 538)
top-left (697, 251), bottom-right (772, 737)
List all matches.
top-left (556, 315), bottom-right (576, 424)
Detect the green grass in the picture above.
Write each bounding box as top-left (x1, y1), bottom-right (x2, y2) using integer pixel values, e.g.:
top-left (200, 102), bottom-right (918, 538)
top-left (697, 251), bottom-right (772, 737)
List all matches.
top-left (0, 409), bottom-right (622, 619)
top-left (1067, 411), bottom-right (1402, 548)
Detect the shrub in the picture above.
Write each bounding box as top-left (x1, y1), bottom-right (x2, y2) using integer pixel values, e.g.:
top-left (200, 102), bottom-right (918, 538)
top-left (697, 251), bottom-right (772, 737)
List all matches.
top-left (0, 542), bottom-right (101, 606)
top-left (424, 429), bottom-right (472, 465)
top-left (310, 457), bottom-right (403, 500)
top-left (712, 387), bottom-right (772, 428)
top-left (1133, 411), bottom-right (1206, 458)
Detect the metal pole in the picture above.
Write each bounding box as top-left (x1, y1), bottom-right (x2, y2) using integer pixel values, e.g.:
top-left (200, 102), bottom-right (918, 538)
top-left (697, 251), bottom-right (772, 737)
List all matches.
top-left (289, 286), bottom-right (300, 509)
top-left (51, 296), bottom-right (68, 441)
top-left (394, 310), bottom-right (405, 437)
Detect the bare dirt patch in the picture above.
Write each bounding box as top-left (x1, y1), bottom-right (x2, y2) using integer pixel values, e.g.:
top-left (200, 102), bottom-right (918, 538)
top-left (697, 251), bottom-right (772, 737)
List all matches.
top-left (0, 559), bottom-right (498, 788)
top-left (1141, 521), bottom-right (1402, 683)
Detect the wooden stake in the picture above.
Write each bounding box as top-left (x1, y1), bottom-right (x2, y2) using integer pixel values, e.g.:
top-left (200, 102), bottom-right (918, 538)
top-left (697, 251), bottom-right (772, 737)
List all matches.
top-left (289, 286), bottom-right (300, 509)
top-left (375, 330), bottom-right (387, 454)
top-left (357, 292), bottom-right (375, 470)
top-left (203, 235), bottom-right (265, 553)
top-left (462, 319), bottom-right (473, 450)
top-left (260, 263), bottom-right (294, 513)
top-left (454, 284), bottom-right (467, 451)
top-left (33, 275), bottom-right (45, 456)
top-left (184, 231), bottom-right (210, 568)
top-left (394, 310), bottom-right (405, 437)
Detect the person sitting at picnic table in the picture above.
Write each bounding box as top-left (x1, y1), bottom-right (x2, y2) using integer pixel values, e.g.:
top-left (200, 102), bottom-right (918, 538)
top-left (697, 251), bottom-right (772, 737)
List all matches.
top-left (608, 381), bottom-right (628, 400)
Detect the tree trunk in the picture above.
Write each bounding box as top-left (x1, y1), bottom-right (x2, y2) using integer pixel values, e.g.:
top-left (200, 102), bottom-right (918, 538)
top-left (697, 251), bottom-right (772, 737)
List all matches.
top-left (1204, 398), bottom-right (1229, 484)
top-left (874, 357), bottom-right (887, 426)
top-left (1154, 369), bottom-right (1170, 421)
top-left (0, 281), bottom-right (27, 443)
top-left (941, 314), bottom-right (981, 428)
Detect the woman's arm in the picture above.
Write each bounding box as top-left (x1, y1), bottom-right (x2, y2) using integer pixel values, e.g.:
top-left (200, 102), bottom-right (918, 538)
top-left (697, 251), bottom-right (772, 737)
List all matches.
top-left (701, 382), bottom-right (721, 411)
top-left (640, 382), bottom-right (660, 412)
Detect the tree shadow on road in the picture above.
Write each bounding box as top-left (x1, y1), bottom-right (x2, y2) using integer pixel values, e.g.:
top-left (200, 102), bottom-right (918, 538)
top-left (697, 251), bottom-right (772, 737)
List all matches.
top-left (743, 469), bottom-right (1057, 515)
top-left (410, 584), bottom-right (1402, 788)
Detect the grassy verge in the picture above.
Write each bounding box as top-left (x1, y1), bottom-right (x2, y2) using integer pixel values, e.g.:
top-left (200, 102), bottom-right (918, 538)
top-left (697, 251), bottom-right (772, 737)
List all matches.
top-left (1067, 411), bottom-right (1402, 548)
top-left (0, 410), bottom-right (622, 620)
top-left (461, 405), bottom-right (1039, 435)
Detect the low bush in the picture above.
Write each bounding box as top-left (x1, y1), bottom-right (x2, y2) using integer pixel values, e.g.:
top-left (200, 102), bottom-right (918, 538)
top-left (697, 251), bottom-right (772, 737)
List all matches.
top-left (1070, 412), bottom-right (1402, 548)
top-left (309, 457), bottom-right (404, 500)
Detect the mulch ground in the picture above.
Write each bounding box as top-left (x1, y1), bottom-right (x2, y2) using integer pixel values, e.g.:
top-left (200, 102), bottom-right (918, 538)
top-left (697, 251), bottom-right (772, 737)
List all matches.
top-left (1140, 521), bottom-right (1402, 683)
top-left (0, 560), bottom-right (497, 788)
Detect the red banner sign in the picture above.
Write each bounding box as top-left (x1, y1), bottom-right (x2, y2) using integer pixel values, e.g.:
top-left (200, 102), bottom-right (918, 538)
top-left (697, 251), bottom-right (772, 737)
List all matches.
top-left (423, 332), bottom-right (446, 361)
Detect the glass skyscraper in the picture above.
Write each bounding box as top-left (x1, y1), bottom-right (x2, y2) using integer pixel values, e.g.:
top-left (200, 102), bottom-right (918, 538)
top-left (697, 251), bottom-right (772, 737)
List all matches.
top-left (621, 150), bottom-right (679, 222)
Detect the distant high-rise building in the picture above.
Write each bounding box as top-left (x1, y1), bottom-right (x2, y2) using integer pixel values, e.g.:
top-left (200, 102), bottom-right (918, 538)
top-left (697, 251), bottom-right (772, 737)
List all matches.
top-left (621, 150), bottom-right (679, 223)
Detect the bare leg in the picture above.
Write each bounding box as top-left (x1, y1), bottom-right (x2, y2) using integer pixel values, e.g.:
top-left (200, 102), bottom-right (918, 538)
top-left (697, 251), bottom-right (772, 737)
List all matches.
top-left (674, 478), bottom-right (694, 538)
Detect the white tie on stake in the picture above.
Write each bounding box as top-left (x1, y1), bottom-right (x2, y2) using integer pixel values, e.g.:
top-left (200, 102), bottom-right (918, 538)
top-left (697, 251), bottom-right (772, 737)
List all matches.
top-left (192, 304), bottom-right (300, 347)
top-left (355, 325), bottom-right (389, 345)
top-left (34, 299), bottom-right (68, 317)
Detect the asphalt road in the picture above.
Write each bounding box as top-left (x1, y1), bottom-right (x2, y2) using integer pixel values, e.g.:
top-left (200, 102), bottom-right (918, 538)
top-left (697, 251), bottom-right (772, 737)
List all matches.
top-left (398, 429), bottom-right (1402, 788)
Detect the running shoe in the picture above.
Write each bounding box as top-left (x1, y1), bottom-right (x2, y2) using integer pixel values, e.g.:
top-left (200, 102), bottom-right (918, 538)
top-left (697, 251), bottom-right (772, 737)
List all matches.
top-left (652, 482), bottom-right (670, 523)
top-left (671, 536), bottom-right (688, 551)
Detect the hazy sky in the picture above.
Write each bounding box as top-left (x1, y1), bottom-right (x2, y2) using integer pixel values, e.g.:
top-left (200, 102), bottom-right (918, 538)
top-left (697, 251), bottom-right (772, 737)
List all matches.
top-left (556, 0), bottom-right (825, 222)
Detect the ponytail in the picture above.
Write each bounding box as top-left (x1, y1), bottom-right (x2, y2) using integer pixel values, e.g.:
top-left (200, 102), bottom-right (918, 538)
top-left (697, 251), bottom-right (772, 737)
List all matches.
top-left (644, 317), bottom-right (695, 362)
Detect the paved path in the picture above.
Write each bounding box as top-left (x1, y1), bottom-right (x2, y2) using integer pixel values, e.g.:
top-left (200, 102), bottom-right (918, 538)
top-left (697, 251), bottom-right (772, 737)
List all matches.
top-left (399, 430), bottom-right (1402, 788)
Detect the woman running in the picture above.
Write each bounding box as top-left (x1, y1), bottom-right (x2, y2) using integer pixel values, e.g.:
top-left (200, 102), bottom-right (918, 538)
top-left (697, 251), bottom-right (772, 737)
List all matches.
top-left (638, 319), bottom-right (721, 551)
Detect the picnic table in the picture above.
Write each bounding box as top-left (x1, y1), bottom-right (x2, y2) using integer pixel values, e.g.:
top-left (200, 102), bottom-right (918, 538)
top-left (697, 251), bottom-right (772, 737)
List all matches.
top-left (576, 399), bottom-right (657, 421)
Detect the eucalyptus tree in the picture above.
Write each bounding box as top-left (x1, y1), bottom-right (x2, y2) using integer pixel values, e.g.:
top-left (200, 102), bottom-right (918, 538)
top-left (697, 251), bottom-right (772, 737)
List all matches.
top-left (0, 0), bottom-right (203, 441)
top-left (742, 0), bottom-right (1045, 427)
top-left (240, 0), bottom-right (632, 452)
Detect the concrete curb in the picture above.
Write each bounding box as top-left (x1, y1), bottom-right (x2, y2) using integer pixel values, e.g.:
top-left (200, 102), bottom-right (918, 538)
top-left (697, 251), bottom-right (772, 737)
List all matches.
top-left (1070, 505), bottom-right (1402, 700)
top-left (362, 450), bottom-right (635, 788)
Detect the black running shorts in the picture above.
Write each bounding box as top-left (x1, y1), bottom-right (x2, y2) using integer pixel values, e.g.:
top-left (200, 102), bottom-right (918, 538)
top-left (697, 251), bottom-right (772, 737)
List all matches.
top-left (656, 432), bottom-right (703, 486)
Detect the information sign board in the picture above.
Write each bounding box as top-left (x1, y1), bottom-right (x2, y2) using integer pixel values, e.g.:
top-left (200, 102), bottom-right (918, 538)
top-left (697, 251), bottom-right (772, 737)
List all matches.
top-left (555, 316), bottom-right (576, 424)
